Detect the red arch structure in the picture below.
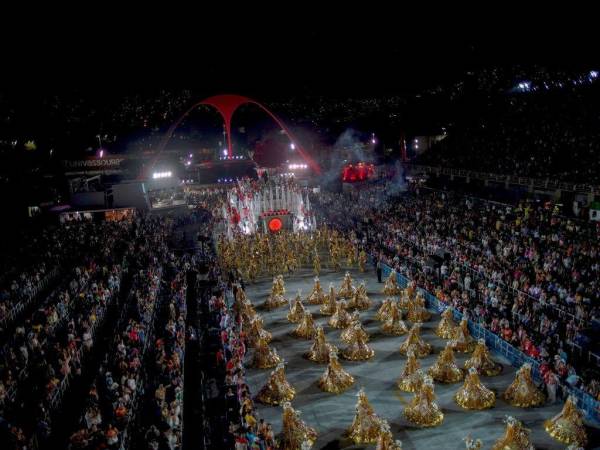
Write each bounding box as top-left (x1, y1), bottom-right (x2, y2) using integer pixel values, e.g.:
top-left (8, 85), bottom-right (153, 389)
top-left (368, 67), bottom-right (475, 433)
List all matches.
top-left (151, 94), bottom-right (321, 175)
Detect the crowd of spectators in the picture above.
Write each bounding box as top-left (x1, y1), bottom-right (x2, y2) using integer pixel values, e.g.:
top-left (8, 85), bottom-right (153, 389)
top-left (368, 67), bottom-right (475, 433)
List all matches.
top-left (139, 256), bottom-right (188, 450)
top-left (312, 185), bottom-right (600, 402)
top-left (416, 84), bottom-right (600, 185)
top-left (66, 217), bottom-right (172, 450)
top-left (0, 220), bottom-right (130, 449)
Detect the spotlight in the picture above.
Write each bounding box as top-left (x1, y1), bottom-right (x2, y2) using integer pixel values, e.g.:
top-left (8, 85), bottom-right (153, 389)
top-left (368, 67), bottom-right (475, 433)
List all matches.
top-left (152, 171), bottom-right (172, 179)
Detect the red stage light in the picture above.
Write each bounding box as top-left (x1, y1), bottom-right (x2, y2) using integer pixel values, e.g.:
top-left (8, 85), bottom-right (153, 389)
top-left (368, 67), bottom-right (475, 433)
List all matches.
top-left (268, 217), bottom-right (283, 232)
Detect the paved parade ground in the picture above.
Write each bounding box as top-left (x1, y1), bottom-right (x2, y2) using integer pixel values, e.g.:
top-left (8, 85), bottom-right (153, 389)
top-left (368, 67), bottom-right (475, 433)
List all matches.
top-left (243, 266), bottom-right (597, 450)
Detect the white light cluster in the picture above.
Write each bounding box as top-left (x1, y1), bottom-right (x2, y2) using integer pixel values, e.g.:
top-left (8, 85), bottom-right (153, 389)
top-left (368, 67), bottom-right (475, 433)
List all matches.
top-left (152, 171), bottom-right (172, 179)
top-left (281, 172), bottom-right (295, 177)
top-left (219, 155), bottom-right (245, 161)
top-left (217, 178), bottom-right (235, 183)
top-left (181, 179), bottom-right (195, 184)
top-left (288, 163), bottom-right (308, 170)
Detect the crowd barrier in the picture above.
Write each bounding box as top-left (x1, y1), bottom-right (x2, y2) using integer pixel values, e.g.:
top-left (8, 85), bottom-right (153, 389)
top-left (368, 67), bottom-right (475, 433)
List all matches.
top-left (380, 263), bottom-right (600, 424)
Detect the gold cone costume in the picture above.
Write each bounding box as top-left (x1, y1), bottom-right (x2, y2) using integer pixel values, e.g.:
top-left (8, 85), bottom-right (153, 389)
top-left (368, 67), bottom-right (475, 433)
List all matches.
top-left (306, 277), bottom-right (326, 305)
top-left (399, 323), bottom-right (432, 357)
top-left (318, 350), bottom-right (354, 393)
top-left (342, 326), bottom-right (375, 361)
top-left (375, 298), bottom-right (393, 321)
top-left (305, 326), bottom-right (337, 363)
top-left (247, 317), bottom-right (272, 347)
top-left (503, 363), bottom-right (545, 408)
top-left (251, 338), bottom-right (281, 369)
top-left (338, 272), bottom-right (354, 299)
top-left (287, 293), bottom-right (306, 323)
top-left (407, 293), bottom-right (431, 322)
top-left (256, 362), bottom-right (296, 405)
top-left (348, 282), bottom-right (371, 310)
top-left (397, 352), bottom-right (424, 393)
top-left (347, 388), bottom-right (383, 444)
top-left (451, 318), bottom-right (476, 353)
top-left (280, 402), bottom-right (317, 450)
top-left (435, 308), bottom-right (456, 339)
top-left (235, 289), bottom-right (258, 327)
top-left (320, 284), bottom-right (338, 315)
top-left (544, 396), bottom-right (587, 447)
top-left (403, 375), bottom-right (444, 427)
top-left (428, 342), bottom-right (464, 383)
top-left (454, 367), bottom-right (495, 410)
top-left (341, 311), bottom-right (369, 344)
top-left (328, 300), bottom-right (352, 329)
top-left (491, 416), bottom-right (535, 450)
top-left (376, 420), bottom-right (403, 450)
top-left (464, 339), bottom-right (502, 376)
top-left (292, 310), bottom-right (317, 339)
top-left (382, 269), bottom-right (402, 296)
top-left (381, 301), bottom-right (408, 336)
top-left (264, 277), bottom-right (288, 310)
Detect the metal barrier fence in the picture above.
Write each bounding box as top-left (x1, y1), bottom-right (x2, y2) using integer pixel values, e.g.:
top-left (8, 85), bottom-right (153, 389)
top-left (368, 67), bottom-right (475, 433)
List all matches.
top-left (380, 263), bottom-right (600, 424)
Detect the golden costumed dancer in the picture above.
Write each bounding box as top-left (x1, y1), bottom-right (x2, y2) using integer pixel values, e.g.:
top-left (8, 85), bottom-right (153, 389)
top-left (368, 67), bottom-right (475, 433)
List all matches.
top-left (329, 300), bottom-right (352, 329)
top-left (275, 274), bottom-right (286, 295)
top-left (341, 326), bottom-right (375, 361)
top-left (318, 350), bottom-right (355, 394)
top-left (236, 289), bottom-right (258, 327)
top-left (375, 420), bottom-right (403, 450)
top-left (280, 402), bottom-right (318, 450)
top-left (397, 351), bottom-right (424, 392)
top-left (306, 277), bottom-right (326, 305)
top-left (341, 310), bottom-right (369, 344)
top-left (435, 307), bottom-right (456, 339)
top-left (399, 323), bottom-right (432, 357)
top-left (247, 317), bottom-right (272, 347)
top-left (544, 396), bottom-right (588, 447)
top-left (251, 337), bottom-right (282, 369)
top-left (292, 310), bottom-right (317, 339)
top-left (313, 251), bottom-right (321, 276)
top-left (403, 375), bottom-right (444, 427)
top-left (375, 298), bottom-right (393, 321)
top-left (428, 342), bottom-right (464, 383)
top-left (399, 291), bottom-right (411, 310)
top-left (407, 292), bottom-right (431, 322)
top-left (450, 317), bottom-right (476, 353)
top-left (305, 326), bottom-right (338, 363)
top-left (256, 362), bottom-right (296, 405)
top-left (320, 284), bottom-right (338, 315)
top-left (382, 269), bottom-right (402, 296)
top-left (348, 281), bottom-right (371, 310)
top-left (338, 272), bottom-right (354, 299)
top-left (503, 363), bottom-right (545, 408)
top-left (381, 301), bottom-right (408, 336)
top-left (263, 276), bottom-right (288, 310)
top-left (287, 292), bottom-right (306, 323)
top-left (454, 367), bottom-right (496, 410)
top-left (347, 388), bottom-right (383, 445)
top-left (358, 249), bottom-right (367, 273)
top-left (464, 339), bottom-right (502, 376)
top-left (491, 416), bottom-right (535, 450)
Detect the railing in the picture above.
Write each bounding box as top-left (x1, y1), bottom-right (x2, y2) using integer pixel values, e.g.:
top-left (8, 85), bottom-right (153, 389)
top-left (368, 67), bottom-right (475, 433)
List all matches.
top-left (380, 263), bottom-right (600, 424)
top-left (405, 163), bottom-right (600, 194)
top-left (0, 266), bottom-right (60, 331)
